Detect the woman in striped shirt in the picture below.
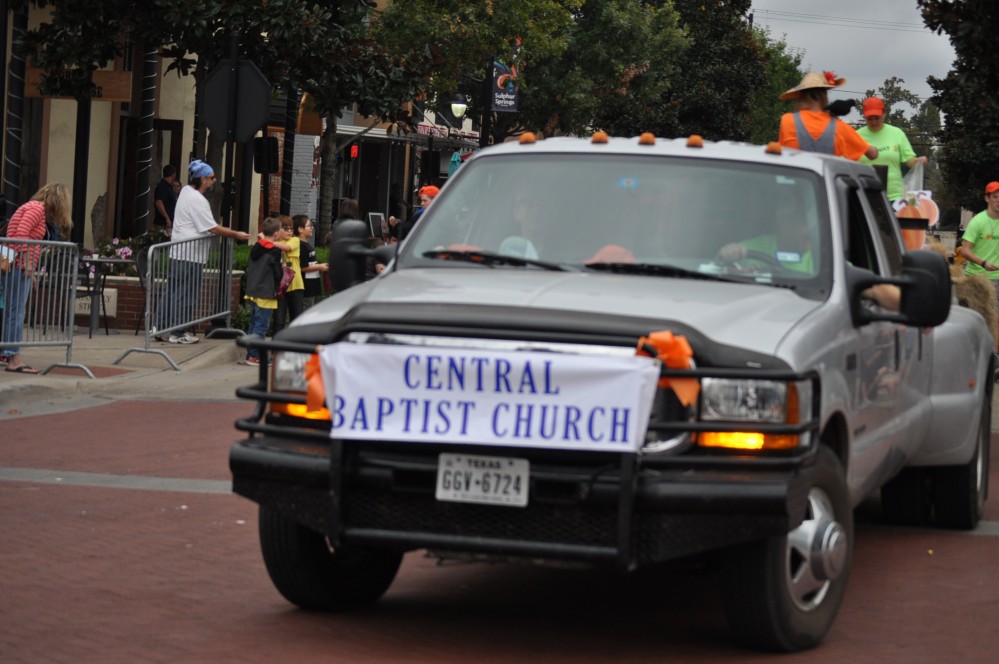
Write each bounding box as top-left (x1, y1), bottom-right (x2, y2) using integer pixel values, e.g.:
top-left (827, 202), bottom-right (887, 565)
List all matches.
top-left (1, 183), bottom-right (72, 374)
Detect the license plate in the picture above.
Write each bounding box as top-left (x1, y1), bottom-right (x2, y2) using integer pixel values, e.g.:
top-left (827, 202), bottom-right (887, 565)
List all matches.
top-left (435, 453), bottom-right (529, 507)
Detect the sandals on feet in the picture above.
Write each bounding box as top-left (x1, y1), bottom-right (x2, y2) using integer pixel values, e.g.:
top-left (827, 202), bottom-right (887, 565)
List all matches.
top-left (5, 365), bottom-right (39, 374)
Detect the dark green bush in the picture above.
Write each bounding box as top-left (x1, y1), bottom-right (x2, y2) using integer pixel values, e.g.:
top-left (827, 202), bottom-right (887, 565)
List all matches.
top-left (233, 244), bottom-right (251, 272)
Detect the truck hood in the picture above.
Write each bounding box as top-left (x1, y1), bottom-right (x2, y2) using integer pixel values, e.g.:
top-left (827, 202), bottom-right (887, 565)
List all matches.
top-left (294, 267), bottom-right (822, 355)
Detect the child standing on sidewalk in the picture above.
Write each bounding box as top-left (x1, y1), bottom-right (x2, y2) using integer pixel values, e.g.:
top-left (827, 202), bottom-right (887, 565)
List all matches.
top-left (243, 217), bottom-right (284, 366)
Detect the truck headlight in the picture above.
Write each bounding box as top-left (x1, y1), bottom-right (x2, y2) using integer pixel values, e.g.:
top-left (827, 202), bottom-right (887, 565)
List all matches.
top-left (698, 378), bottom-right (812, 451)
top-left (272, 351), bottom-right (311, 392)
top-left (701, 378), bottom-right (787, 422)
top-left (270, 351), bottom-right (331, 421)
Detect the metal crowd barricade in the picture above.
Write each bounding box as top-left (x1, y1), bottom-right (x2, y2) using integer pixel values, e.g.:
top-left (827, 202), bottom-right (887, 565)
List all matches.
top-left (115, 234), bottom-right (242, 370)
top-left (0, 238), bottom-right (95, 378)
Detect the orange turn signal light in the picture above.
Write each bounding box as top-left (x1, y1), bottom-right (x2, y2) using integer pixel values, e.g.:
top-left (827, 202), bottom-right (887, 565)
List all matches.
top-left (698, 431), bottom-right (799, 450)
top-left (270, 401), bottom-right (331, 421)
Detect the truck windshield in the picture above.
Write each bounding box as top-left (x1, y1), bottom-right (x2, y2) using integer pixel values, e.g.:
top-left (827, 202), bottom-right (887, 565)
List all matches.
top-left (402, 153), bottom-right (828, 287)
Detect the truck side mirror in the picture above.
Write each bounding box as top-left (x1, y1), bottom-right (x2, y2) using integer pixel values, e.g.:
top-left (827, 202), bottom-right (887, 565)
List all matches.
top-left (328, 220), bottom-right (370, 291)
top-left (328, 221), bottom-right (399, 291)
top-left (898, 250), bottom-right (951, 327)
top-left (847, 250), bottom-right (952, 328)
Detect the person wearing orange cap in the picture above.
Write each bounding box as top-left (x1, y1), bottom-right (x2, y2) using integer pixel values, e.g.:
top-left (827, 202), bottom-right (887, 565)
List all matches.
top-left (778, 71), bottom-right (878, 161)
top-left (857, 97), bottom-right (928, 202)
top-left (389, 185), bottom-right (440, 241)
top-left (961, 181), bottom-right (999, 351)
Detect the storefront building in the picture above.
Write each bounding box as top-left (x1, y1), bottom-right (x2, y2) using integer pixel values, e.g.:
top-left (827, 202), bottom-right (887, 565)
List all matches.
top-left (2, 7), bottom-right (479, 246)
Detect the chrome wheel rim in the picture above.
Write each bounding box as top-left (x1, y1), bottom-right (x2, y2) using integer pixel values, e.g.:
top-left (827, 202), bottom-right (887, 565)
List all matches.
top-left (785, 487), bottom-right (847, 612)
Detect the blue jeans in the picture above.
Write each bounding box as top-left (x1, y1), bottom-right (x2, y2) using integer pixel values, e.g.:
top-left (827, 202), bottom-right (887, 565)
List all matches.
top-left (156, 258), bottom-right (203, 333)
top-left (246, 302), bottom-right (273, 360)
top-left (1, 267), bottom-right (32, 357)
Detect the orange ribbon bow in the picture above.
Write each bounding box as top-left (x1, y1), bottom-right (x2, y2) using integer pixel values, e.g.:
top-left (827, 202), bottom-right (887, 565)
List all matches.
top-left (636, 330), bottom-right (699, 406)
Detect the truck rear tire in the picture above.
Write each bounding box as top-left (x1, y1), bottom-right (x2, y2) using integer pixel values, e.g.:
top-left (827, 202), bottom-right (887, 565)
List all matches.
top-left (880, 467), bottom-right (931, 526)
top-left (259, 507), bottom-right (402, 611)
top-left (932, 387), bottom-right (990, 530)
top-left (720, 446), bottom-right (853, 651)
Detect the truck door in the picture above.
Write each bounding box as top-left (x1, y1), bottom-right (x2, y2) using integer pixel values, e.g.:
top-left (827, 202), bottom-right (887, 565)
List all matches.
top-left (860, 179), bottom-right (932, 438)
top-left (839, 177), bottom-right (920, 493)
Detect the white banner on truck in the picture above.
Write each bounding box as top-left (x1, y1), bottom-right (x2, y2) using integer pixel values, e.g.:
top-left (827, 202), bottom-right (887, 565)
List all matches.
top-left (319, 343), bottom-right (660, 452)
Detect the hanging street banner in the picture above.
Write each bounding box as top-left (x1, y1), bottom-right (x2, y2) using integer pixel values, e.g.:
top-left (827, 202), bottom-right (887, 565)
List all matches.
top-left (491, 60), bottom-right (519, 113)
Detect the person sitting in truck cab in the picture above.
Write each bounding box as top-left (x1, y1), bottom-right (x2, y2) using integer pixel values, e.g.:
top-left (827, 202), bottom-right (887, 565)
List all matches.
top-left (715, 195), bottom-right (815, 275)
top-left (499, 192), bottom-right (558, 260)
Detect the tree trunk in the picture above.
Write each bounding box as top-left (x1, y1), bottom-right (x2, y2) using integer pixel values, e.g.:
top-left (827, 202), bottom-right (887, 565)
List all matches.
top-left (316, 115), bottom-right (338, 242)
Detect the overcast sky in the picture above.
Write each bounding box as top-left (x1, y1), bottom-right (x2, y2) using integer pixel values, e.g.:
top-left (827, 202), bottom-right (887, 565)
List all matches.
top-left (751, 2), bottom-right (956, 113)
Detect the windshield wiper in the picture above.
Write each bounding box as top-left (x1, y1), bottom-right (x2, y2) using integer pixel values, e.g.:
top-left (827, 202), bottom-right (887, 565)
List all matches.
top-left (585, 262), bottom-right (741, 283)
top-left (422, 249), bottom-right (574, 272)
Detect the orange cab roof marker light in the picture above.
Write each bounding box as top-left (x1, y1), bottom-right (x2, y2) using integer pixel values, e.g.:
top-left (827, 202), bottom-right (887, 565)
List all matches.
top-left (592, 131), bottom-right (609, 144)
top-left (519, 132), bottom-right (537, 144)
top-left (639, 132), bottom-right (656, 146)
top-left (765, 141), bottom-right (783, 155)
top-left (686, 135), bottom-right (704, 148)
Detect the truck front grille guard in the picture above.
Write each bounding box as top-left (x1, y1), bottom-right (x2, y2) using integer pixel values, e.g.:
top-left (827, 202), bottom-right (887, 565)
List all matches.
top-left (235, 336), bottom-right (821, 443)
top-left (233, 336), bottom-right (820, 569)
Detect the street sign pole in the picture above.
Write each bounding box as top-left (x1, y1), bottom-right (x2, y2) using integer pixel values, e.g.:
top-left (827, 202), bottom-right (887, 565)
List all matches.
top-left (221, 18), bottom-right (241, 229)
top-left (201, 18), bottom-right (271, 331)
top-left (203, 42), bottom-right (270, 233)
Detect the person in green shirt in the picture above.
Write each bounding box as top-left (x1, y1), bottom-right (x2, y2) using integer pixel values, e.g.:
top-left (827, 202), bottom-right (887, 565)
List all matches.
top-left (857, 97), bottom-right (928, 203)
top-left (961, 181), bottom-right (999, 351)
top-left (960, 181), bottom-right (999, 283)
top-left (715, 195), bottom-right (815, 275)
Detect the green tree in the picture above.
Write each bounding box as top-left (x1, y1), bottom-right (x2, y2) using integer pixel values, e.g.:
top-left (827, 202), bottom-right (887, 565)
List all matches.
top-left (14, 1), bottom-right (440, 236)
top-left (746, 27), bottom-right (803, 145)
top-left (505, 0), bottom-right (687, 138)
top-left (298, 6), bottom-right (438, 236)
top-left (13, 0), bottom-right (132, 99)
top-left (646, 0), bottom-right (763, 141)
top-left (919, 0), bottom-right (999, 212)
top-left (859, 76), bottom-right (922, 132)
top-left (374, 0), bottom-right (581, 145)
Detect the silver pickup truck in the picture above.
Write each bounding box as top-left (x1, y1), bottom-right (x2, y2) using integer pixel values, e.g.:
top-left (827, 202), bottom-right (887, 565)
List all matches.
top-left (231, 133), bottom-right (992, 652)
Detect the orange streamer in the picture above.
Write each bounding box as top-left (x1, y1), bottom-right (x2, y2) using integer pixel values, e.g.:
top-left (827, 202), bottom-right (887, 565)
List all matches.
top-left (305, 354), bottom-right (326, 413)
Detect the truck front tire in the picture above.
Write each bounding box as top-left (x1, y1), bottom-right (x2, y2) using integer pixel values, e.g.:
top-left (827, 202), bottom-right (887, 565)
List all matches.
top-left (720, 446), bottom-right (853, 651)
top-left (259, 507), bottom-right (402, 611)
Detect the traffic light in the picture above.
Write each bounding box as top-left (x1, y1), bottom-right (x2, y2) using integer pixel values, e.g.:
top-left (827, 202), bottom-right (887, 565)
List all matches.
top-left (342, 141), bottom-right (360, 162)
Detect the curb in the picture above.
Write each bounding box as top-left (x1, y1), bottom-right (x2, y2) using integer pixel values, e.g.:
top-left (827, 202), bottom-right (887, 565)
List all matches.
top-left (0, 338), bottom-right (246, 409)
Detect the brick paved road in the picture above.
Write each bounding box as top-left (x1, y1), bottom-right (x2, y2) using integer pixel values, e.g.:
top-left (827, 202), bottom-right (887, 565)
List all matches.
top-left (3, 400), bottom-right (998, 662)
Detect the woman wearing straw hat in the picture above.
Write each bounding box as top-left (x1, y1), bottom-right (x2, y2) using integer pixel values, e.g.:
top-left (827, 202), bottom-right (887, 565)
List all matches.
top-left (778, 71), bottom-right (878, 161)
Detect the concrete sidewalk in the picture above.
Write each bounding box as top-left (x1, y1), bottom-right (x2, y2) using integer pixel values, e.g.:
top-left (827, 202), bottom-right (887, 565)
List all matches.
top-left (0, 327), bottom-right (254, 411)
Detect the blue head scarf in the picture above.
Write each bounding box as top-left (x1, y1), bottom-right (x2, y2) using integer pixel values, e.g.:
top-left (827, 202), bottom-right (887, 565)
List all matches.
top-left (188, 160), bottom-right (214, 179)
